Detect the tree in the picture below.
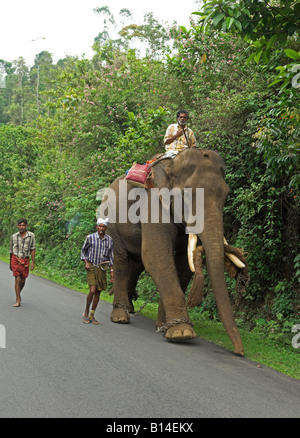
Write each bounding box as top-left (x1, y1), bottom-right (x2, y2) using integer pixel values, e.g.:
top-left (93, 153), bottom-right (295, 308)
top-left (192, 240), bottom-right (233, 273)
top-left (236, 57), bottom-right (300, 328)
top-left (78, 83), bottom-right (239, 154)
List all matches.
top-left (93, 7), bottom-right (171, 59)
top-left (194, 0), bottom-right (300, 89)
top-left (8, 57), bottom-right (29, 124)
top-left (93, 6), bottom-right (131, 55)
top-left (119, 12), bottom-right (171, 58)
top-left (192, 1), bottom-right (299, 193)
top-left (0, 60), bottom-right (14, 124)
top-left (31, 51), bottom-right (55, 116)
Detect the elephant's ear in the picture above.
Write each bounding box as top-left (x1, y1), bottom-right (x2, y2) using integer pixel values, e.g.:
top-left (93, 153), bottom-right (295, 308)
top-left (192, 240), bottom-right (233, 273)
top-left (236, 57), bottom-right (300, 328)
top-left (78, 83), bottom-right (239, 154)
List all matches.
top-left (149, 159), bottom-right (174, 189)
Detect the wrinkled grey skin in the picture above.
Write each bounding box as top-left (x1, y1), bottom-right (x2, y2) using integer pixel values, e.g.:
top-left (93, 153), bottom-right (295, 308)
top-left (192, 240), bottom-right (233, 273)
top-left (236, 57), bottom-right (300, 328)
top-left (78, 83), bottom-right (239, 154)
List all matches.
top-left (102, 148), bottom-right (244, 356)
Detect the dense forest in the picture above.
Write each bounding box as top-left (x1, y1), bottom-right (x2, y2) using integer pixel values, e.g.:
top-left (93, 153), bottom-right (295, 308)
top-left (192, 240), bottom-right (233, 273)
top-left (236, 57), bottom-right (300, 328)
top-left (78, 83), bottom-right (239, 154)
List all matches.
top-left (0, 2), bottom-right (299, 339)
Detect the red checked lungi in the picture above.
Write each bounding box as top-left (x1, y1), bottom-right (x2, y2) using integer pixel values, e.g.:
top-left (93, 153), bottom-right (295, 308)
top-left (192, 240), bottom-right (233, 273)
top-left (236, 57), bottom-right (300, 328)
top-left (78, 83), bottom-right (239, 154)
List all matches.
top-left (11, 254), bottom-right (30, 278)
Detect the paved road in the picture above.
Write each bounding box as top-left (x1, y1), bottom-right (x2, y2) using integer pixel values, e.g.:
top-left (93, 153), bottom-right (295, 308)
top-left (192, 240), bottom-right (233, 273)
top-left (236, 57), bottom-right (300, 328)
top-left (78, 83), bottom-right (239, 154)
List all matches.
top-left (0, 261), bottom-right (299, 419)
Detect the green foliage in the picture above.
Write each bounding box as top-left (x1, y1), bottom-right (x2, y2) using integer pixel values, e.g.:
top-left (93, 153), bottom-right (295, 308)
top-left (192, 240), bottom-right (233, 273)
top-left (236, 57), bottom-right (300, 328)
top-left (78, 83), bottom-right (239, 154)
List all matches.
top-left (114, 106), bottom-right (170, 167)
top-left (194, 1), bottom-right (300, 62)
top-left (254, 102), bottom-right (299, 190)
top-left (0, 8), bottom-right (299, 345)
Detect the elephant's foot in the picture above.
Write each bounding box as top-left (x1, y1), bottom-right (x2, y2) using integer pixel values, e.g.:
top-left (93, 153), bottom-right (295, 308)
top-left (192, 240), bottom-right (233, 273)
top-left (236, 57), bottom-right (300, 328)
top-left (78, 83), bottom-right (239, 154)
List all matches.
top-left (110, 305), bottom-right (130, 324)
top-left (165, 323), bottom-right (197, 342)
top-left (233, 348), bottom-right (244, 357)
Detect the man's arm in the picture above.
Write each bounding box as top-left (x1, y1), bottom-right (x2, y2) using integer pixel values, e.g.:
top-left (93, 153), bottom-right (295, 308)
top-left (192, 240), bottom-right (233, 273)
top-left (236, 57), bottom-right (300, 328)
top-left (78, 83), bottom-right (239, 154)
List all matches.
top-left (30, 234), bottom-right (36, 270)
top-left (189, 130), bottom-right (197, 148)
top-left (30, 250), bottom-right (35, 270)
top-left (9, 236), bottom-right (13, 270)
top-left (108, 240), bottom-right (114, 282)
top-left (109, 265), bottom-right (114, 282)
top-left (81, 236), bottom-right (90, 269)
top-left (164, 125), bottom-right (184, 145)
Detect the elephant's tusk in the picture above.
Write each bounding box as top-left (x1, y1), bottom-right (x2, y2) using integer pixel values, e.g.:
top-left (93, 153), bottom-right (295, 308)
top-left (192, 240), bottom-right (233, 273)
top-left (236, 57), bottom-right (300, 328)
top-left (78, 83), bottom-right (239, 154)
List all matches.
top-left (188, 234), bottom-right (198, 272)
top-left (223, 237), bottom-right (246, 269)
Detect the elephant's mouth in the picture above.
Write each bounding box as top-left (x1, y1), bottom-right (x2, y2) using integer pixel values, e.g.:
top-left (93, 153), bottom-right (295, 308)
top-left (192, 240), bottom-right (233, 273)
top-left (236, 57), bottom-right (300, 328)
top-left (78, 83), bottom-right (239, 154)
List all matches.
top-left (187, 234), bottom-right (246, 273)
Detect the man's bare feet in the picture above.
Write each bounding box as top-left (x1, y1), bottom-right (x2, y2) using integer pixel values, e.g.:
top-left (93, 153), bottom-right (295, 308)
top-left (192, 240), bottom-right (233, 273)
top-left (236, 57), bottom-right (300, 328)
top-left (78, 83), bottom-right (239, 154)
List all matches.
top-left (13, 302), bottom-right (21, 307)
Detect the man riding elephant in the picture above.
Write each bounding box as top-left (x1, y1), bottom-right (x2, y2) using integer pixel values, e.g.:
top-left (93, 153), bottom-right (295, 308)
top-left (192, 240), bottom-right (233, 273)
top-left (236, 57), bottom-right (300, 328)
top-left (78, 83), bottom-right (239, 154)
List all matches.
top-left (164, 110), bottom-right (197, 153)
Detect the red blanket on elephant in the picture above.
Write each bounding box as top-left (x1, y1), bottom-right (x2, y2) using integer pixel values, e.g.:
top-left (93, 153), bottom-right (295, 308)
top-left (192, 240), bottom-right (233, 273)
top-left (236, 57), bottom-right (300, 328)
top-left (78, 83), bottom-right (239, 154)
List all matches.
top-left (125, 163), bottom-right (151, 187)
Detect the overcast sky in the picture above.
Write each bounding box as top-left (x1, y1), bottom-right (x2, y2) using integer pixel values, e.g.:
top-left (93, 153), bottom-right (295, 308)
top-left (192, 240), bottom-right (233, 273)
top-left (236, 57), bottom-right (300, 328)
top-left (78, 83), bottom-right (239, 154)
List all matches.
top-left (0, 0), bottom-right (200, 66)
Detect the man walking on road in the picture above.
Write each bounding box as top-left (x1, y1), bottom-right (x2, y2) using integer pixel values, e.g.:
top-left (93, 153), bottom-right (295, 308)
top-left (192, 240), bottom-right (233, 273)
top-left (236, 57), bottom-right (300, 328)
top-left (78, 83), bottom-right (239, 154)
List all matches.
top-left (81, 218), bottom-right (114, 324)
top-left (10, 218), bottom-right (36, 307)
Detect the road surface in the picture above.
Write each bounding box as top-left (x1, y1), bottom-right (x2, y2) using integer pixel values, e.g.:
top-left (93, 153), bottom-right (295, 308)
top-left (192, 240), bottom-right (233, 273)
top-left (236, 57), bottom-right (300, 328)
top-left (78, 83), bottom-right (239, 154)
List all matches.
top-left (0, 261), bottom-right (299, 419)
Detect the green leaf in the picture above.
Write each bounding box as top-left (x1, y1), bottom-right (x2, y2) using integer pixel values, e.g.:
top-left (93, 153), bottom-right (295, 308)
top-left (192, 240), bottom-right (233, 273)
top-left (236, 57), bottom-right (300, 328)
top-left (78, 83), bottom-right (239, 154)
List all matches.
top-left (192, 12), bottom-right (205, 17)
top-left (204, 11), bottom-right (215, 24)
top-left (262, 48), bottom-right (271, 63)
top-left (234, 19), bottom-right (242, 31)
top-left (212, 13), bottom-right (225, 27)
top-left (246, 52), bottom-right (257, 65)
top-left (252, 40), bottom-right (262, 48)
top-left (268, 78), bottom-right (283, 87)
top-left (254, 49), bottom-right (263, 64)
top-left (284, 49), bottom-right (300, 60)
top-left (266, 34), bottom-right (277, 50)
top-left (226, 17), bottom-right (235, 30)
top-left (241, 8), bottom-right (251, 18)
top-left (277, 32), bottom-right (288, 48)
top-left (275, 65), bottom-right (286, 73)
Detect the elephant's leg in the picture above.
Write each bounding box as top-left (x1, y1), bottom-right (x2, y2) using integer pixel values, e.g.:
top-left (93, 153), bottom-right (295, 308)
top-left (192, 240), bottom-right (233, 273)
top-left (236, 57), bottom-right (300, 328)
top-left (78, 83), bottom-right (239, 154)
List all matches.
top-left (110, 253), bottom-right (132, 324)
top-left (162, 285), bottom-right (197, 342)
top-left (127, 260), bottom-right (144, 313)
top-left (110, 256), bottom-right (143, 323)
top-left (174, 239), bottom-right (193, 293)
top-left (164, 243), bottom-right (195, 339)
top-left (156, 297), bottom-right (195, 340)
top-left (110, 284), bottom-right (130, 324)
top-left (156, 240), bottom-right (192, 331)
top-left (156, 299), bottom-right (166, 330)
top-left (151, 277), bottom-right (195, 341)
top-left (142, 225), bottom-right (196, 341)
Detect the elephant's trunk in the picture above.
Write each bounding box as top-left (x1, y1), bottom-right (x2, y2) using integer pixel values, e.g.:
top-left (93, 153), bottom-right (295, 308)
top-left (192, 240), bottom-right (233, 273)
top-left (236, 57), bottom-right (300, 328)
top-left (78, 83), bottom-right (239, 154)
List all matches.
top-left (199, 216), bottom-right (244, 356)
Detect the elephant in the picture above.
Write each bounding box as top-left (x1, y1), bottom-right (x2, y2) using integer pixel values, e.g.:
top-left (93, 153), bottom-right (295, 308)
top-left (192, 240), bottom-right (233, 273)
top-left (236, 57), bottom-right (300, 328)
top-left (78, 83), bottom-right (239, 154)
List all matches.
top-left (100, 148), bottom-right (248, 356)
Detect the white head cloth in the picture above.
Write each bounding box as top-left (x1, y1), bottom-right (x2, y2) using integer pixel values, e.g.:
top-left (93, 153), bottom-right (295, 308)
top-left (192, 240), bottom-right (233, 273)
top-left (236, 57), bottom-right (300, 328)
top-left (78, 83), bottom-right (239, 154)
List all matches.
top-left (97, 217), bottom-right (109, 227)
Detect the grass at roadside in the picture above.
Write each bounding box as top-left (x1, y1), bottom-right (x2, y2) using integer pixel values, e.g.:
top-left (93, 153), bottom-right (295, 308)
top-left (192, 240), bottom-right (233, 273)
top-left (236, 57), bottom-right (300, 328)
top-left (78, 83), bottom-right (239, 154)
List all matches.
top-left (116, 294), bottom-right (299, 380)
top-left (1, 253), bottom-right (299, 380)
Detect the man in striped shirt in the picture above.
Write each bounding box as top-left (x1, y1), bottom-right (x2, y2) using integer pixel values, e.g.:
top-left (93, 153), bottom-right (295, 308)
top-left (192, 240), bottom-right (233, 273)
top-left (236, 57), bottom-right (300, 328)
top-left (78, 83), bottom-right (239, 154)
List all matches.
top-left (10, 218), bottom-right (36, 307)
top-left (81, 218), bottom-right (114, 324)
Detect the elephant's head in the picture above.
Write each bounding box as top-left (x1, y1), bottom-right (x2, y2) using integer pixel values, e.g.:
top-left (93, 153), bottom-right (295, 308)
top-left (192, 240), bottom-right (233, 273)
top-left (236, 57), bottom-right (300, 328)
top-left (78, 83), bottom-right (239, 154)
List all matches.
top-left (148, 149), bottom-right (229, 231)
